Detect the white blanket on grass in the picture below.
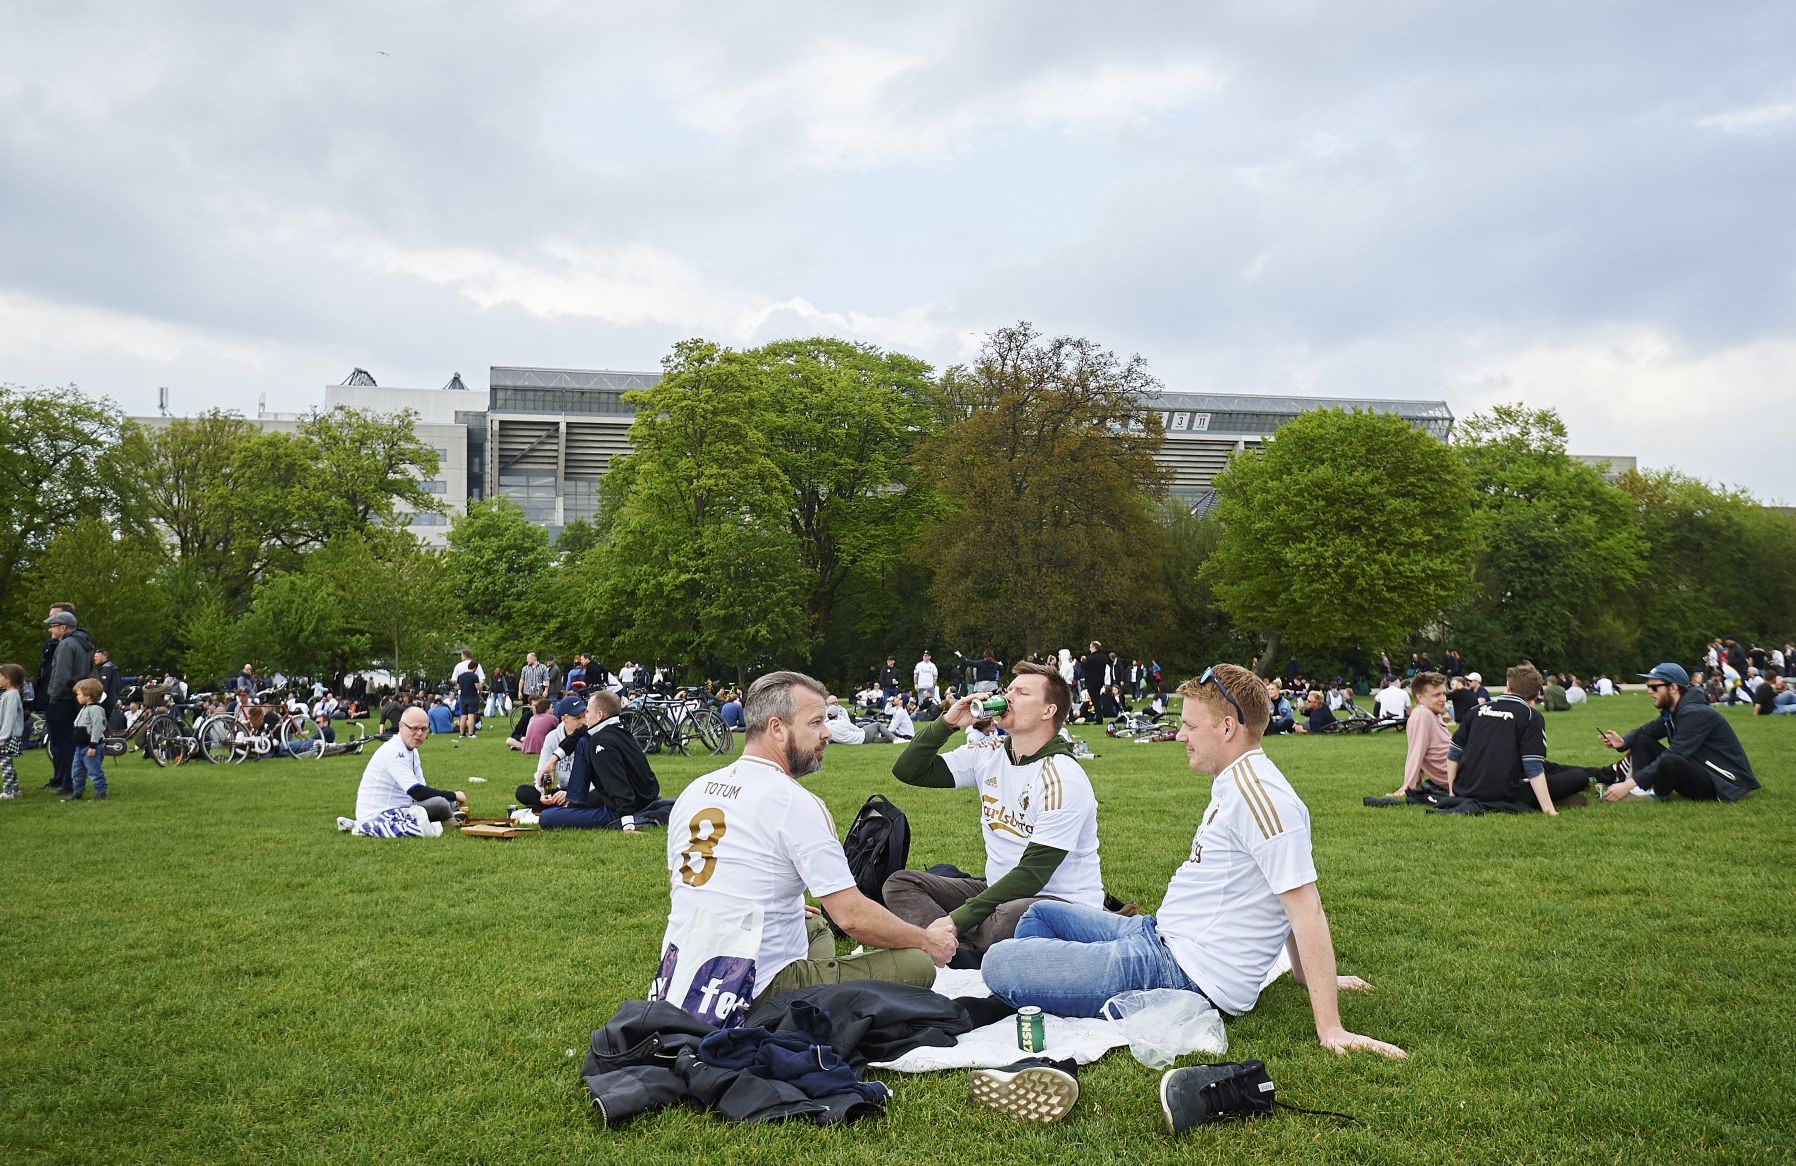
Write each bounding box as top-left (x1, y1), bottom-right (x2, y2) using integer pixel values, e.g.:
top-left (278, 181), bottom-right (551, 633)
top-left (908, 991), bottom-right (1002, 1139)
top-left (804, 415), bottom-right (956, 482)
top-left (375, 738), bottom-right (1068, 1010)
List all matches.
top-left (869, 952), bottom-right (1290, 1073)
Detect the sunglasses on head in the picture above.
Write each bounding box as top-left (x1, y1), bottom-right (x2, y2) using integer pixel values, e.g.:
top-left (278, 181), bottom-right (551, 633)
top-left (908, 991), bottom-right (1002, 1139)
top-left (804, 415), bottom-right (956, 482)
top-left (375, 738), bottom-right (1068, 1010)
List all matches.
top-left (1199, 666), bottom-right (1245, 724)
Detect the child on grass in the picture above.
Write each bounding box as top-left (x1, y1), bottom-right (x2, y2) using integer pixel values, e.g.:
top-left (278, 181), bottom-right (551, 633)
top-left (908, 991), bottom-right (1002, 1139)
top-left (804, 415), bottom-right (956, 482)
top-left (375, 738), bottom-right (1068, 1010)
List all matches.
top-left (70, 676), bottom-right (109, 801)
top-left (0, 663), bottom-right (25, 799)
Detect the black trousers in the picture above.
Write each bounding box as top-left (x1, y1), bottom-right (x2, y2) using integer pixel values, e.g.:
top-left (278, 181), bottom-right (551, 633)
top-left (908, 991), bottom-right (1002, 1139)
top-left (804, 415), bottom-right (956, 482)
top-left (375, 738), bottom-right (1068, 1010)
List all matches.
top-left (44, 699), bottom-right (76, 790)
top-left (1546, 741), bottom-right (1718, 801)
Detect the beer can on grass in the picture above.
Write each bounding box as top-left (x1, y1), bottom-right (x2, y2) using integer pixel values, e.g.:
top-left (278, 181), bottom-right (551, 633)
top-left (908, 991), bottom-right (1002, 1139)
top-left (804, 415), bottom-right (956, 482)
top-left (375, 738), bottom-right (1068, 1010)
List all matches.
top-left (1016, 1006), bottom-right (1045, 1052)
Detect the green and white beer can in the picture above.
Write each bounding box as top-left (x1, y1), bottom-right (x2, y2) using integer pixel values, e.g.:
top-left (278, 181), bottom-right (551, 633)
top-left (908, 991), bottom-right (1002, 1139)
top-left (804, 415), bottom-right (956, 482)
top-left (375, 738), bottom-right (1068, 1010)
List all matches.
top-left (1016, 1006), bottom-right (1045, 1052)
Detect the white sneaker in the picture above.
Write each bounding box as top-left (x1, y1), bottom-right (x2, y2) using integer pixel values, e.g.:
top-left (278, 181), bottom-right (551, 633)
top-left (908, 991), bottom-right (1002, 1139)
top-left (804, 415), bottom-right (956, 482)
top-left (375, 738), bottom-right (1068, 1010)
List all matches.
top-left (336, 816), bottom-right (355, 832)
top-left (1, 789), bottom-right (20, 800)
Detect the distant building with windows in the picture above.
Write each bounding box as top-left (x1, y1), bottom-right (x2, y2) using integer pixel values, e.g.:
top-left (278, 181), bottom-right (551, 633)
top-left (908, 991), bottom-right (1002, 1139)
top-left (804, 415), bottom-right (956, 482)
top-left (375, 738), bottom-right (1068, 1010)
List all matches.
top-left (142, 369), bottom-right (1457, 542)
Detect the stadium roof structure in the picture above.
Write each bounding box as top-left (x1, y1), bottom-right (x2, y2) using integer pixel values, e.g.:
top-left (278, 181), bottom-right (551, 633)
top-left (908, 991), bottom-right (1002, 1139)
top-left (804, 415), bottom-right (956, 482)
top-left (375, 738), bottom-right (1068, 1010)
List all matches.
top-left (1147, 392), bottom-right (1455, 440)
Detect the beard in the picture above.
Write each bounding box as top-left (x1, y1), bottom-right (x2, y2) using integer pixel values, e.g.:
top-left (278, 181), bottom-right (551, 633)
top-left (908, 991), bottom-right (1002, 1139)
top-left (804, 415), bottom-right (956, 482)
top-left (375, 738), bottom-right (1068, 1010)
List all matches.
top-left (784, 736), bottom-right (824, 779)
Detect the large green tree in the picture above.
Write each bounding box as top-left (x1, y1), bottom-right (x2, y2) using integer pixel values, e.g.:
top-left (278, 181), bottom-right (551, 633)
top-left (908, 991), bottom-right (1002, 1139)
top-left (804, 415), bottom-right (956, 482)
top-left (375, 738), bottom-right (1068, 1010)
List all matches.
top-left (443, 498), bottom-right (555, 667)
top-left (924, 323), bottom-right (1172, 659)
top-left (1445, 405), bottom-right (1647, 672)
top-left (751, 338), bottom-right (939, 668)
top-left (589, 340), bottom-right (810, 683)
top-left (1615, 469), bottom-right (1796, 670)
top-left (1204, 407), bottom-right (1474, 673)
top-left (0, 384), bottom-right (132, 660)
top-left (20, 518), bottom-right (176, 670)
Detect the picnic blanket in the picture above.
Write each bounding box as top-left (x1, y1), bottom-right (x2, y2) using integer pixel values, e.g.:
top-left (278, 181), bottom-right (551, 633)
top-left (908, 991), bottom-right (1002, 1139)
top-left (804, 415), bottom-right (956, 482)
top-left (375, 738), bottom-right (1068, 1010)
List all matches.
top-left (868, 950), bottom-right (1290, 1073)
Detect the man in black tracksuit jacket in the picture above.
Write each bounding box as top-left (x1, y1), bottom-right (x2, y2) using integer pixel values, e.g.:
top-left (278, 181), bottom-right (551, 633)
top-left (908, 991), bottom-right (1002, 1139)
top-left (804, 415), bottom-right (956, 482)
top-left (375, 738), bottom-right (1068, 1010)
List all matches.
top-left (1596, 663), bottom-right (1759, 802)
top-left (515, 689), bottom-right (664, 828)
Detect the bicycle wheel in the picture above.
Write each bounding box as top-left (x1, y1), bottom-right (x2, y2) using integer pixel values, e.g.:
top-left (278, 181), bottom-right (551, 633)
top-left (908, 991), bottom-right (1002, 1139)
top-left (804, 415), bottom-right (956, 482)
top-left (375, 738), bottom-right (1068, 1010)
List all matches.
top-left (26, 711), bottom-right (47, 749)
top-left (196, 714), bottom-right (239, 764)
top-left (102, 735), bottom-right (127, 758)
top-left (692, 709), bottom-right (731, 755)
top-left (282, 714), bottom-right (324, 759)
top-left (620, 709), bottom-right (658, 754)
top-left (143, 715), bottom-right (184, 767)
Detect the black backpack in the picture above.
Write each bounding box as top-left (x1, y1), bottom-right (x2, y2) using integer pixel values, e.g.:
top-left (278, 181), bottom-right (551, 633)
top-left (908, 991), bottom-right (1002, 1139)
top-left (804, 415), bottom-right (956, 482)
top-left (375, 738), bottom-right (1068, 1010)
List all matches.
top-left (824, 794), bottom-right (910, 936)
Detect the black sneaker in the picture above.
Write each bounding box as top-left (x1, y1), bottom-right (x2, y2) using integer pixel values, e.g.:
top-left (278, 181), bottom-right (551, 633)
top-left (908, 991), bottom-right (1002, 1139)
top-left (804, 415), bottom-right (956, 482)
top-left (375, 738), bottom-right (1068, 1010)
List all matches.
top-left (969, 1058), bottom-right (1079, 1123)
top-left (1159, 1060), bottom-right (1276, 1134)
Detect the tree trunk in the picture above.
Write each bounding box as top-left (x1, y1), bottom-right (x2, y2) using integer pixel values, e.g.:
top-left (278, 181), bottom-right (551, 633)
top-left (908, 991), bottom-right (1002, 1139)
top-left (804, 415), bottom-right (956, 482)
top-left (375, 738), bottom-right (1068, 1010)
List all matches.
top-left (1257, 631), bottom-right (1281, 678)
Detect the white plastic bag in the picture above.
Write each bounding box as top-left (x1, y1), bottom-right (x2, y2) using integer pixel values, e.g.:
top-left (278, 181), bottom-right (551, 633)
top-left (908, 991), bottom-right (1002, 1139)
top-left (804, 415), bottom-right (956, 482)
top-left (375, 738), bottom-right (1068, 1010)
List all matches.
top-left (647, 904), bottom-right (763, 1028)
top-left (1101, 988), bottom-right (1227, 1068)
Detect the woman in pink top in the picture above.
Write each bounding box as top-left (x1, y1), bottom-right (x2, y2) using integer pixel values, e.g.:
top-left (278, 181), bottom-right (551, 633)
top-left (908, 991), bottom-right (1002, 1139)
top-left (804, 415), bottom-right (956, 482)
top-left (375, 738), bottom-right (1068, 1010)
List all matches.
top-left (1390, 672), bottom-right (1452, 796)
top-left (521, 698), bottom-right (558, 754)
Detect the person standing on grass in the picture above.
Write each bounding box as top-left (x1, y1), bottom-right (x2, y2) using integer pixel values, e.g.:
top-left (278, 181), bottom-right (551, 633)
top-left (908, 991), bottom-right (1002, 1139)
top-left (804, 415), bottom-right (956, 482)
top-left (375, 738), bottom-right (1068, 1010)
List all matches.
top-left (979, 664), bottom-right (1405, 1060)
top-left (0, 662), bottom-right (26, 799)
top-left (340, 707), bottom-right (466, 836)
top-left (884, 661), bottom-right (1105, 964)
top-left (40, 609), bottom-right (94, 795)
top-left (659, 671), bottom-right (954, 1006)
top-left (68, 678), bottom-right (109, 801)
top-left (453, 656), bottom-right (482, 741)
top-left (1589, 663), bottom-right (1760, 802)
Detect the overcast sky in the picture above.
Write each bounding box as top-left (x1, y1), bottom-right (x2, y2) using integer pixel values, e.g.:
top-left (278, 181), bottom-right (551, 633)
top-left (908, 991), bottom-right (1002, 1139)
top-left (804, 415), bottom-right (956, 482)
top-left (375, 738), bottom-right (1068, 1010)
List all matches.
top-left (4, 2), bottom-right (1792, 500)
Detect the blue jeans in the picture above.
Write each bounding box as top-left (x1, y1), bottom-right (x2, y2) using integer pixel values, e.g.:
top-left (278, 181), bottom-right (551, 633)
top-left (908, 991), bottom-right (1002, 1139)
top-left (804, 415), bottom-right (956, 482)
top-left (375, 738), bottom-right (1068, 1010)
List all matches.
top-left (539, 805), bottom-right (621, 829)
top-left (71, 748), bottom-right (108, 798)
top-left (981, 901), bottom-right (1196, 1017)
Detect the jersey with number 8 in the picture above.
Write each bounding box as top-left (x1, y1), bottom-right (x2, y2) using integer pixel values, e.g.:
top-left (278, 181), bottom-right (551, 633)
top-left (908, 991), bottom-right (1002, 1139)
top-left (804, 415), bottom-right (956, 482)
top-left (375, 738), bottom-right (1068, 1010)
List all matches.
top-left (662, 754), bottom-right (857, 996)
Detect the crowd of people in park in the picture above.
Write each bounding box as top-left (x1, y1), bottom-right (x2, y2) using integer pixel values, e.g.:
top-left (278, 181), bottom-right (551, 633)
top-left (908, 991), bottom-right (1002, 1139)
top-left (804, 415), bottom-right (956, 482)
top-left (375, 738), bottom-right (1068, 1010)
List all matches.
top-left (9, 600), bottom-right (1783, 1126)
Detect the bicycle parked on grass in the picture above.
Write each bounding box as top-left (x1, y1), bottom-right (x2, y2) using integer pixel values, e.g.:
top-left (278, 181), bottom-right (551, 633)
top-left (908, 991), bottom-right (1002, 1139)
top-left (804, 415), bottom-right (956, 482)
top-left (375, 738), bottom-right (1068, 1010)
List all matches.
top-left (618, 687), bottom-right (732, 756)
top-left (100, 684), bottom-right (197, 767)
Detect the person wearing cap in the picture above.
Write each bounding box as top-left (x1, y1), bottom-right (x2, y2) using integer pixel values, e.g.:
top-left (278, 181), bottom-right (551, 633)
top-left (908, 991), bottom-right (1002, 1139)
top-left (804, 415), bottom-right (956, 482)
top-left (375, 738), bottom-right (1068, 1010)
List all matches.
top-left (515, 689), bottom-right (668, 829)
top-left (1594, 663), bottom-right (1760, 802)
top-left (41, 608), bottom-right (95, 794)
top-left (529, 694), bottom-right (589, 793)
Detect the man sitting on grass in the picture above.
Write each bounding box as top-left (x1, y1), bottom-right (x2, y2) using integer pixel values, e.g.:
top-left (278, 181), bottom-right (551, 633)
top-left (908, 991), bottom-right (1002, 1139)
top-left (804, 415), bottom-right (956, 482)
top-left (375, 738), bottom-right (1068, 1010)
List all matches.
top-left (514, 690), bottom-right (668, 829)
top-left (1445, 664), bottom-right (1588, 815)
top-left (884, 661), bottom-right (1105, 965)
top-left (979, 664), bottom-right (1404, 1060)
top-left (339, 708), bottom-right (466, 837)
top-left (659, 671), bottom-right (954, 1007)
top-left (1387, 671), bottom-right (1452, 796)
top-left (1588, 663), bottom-right (1761, 802)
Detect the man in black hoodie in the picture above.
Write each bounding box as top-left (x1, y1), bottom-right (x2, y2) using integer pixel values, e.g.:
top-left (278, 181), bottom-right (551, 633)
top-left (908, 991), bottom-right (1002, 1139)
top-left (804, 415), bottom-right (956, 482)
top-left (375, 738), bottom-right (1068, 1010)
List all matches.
top-left (1594, 663), bottom-right (1760, 802)
top-left (41, 608), bottom-right (95, 794)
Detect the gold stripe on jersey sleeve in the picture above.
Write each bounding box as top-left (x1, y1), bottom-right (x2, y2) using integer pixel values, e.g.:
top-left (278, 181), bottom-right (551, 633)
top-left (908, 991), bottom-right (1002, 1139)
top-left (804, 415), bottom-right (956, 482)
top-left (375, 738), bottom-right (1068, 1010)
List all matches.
top-left (1041, 759), bottom-right (1061, 811)
top-left (1224, 756), bottom-right (1273, 839)
top-left (1235, 762), bottom-right (1285, 839)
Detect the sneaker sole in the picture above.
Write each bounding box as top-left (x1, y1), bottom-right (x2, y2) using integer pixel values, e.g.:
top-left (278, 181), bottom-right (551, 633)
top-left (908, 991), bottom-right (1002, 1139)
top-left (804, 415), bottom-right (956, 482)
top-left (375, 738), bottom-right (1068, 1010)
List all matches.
top-left (1160, 1070), bottom-right (1179, 1134)
top-left (969, 1065), bottom-right (1078, 1123)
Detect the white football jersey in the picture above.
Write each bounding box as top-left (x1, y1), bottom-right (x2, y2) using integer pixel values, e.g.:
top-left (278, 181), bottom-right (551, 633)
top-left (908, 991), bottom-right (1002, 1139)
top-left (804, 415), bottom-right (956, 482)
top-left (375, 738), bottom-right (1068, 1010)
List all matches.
top-left (662, 755), bottom-right (856, 995)
top-left (1156, 749), bottom-right (1317, 1015)
top-left (942, 738), bottom-right (1103, 906)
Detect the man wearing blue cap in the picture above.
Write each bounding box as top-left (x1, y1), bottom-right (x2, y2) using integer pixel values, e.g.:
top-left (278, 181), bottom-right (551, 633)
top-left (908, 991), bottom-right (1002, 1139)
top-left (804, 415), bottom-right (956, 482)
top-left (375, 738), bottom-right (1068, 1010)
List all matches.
top-left (1593, 663), bottom-right (1760, 802)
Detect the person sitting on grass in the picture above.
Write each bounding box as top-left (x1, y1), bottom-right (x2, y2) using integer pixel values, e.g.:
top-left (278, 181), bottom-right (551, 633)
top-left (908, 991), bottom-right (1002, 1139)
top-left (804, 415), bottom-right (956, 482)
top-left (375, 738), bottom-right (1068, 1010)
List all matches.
top-left (1387, 672), bottom-right (1452, 796)
top-left (338, 708), bottom-right (466, 837)
top-left (1587, 663), bottom-right (1761, 802)
top-left (884, 662), bottom-right (1105, 965)
top-left (1266, 681), bottom-right (1296, 734)
top-left (1295, 689), bottom-right (1335, 734)
top-left (1445, 664), bottom-right (1587, 815)
top-left (825, 695), bottom-right (895, 743)
top-left (658, 671), bottom-right (953, 1010)
top-left (514, 690), bottom-right (668, 829)
top-left (978, 664), bottom-right (1405, 1060)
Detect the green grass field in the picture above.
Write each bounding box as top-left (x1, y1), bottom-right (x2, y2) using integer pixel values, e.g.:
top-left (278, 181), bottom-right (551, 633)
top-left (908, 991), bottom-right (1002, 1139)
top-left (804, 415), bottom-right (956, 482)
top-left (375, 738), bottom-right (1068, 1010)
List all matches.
top-left (4, 695), bottom-right (1792, 1164)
